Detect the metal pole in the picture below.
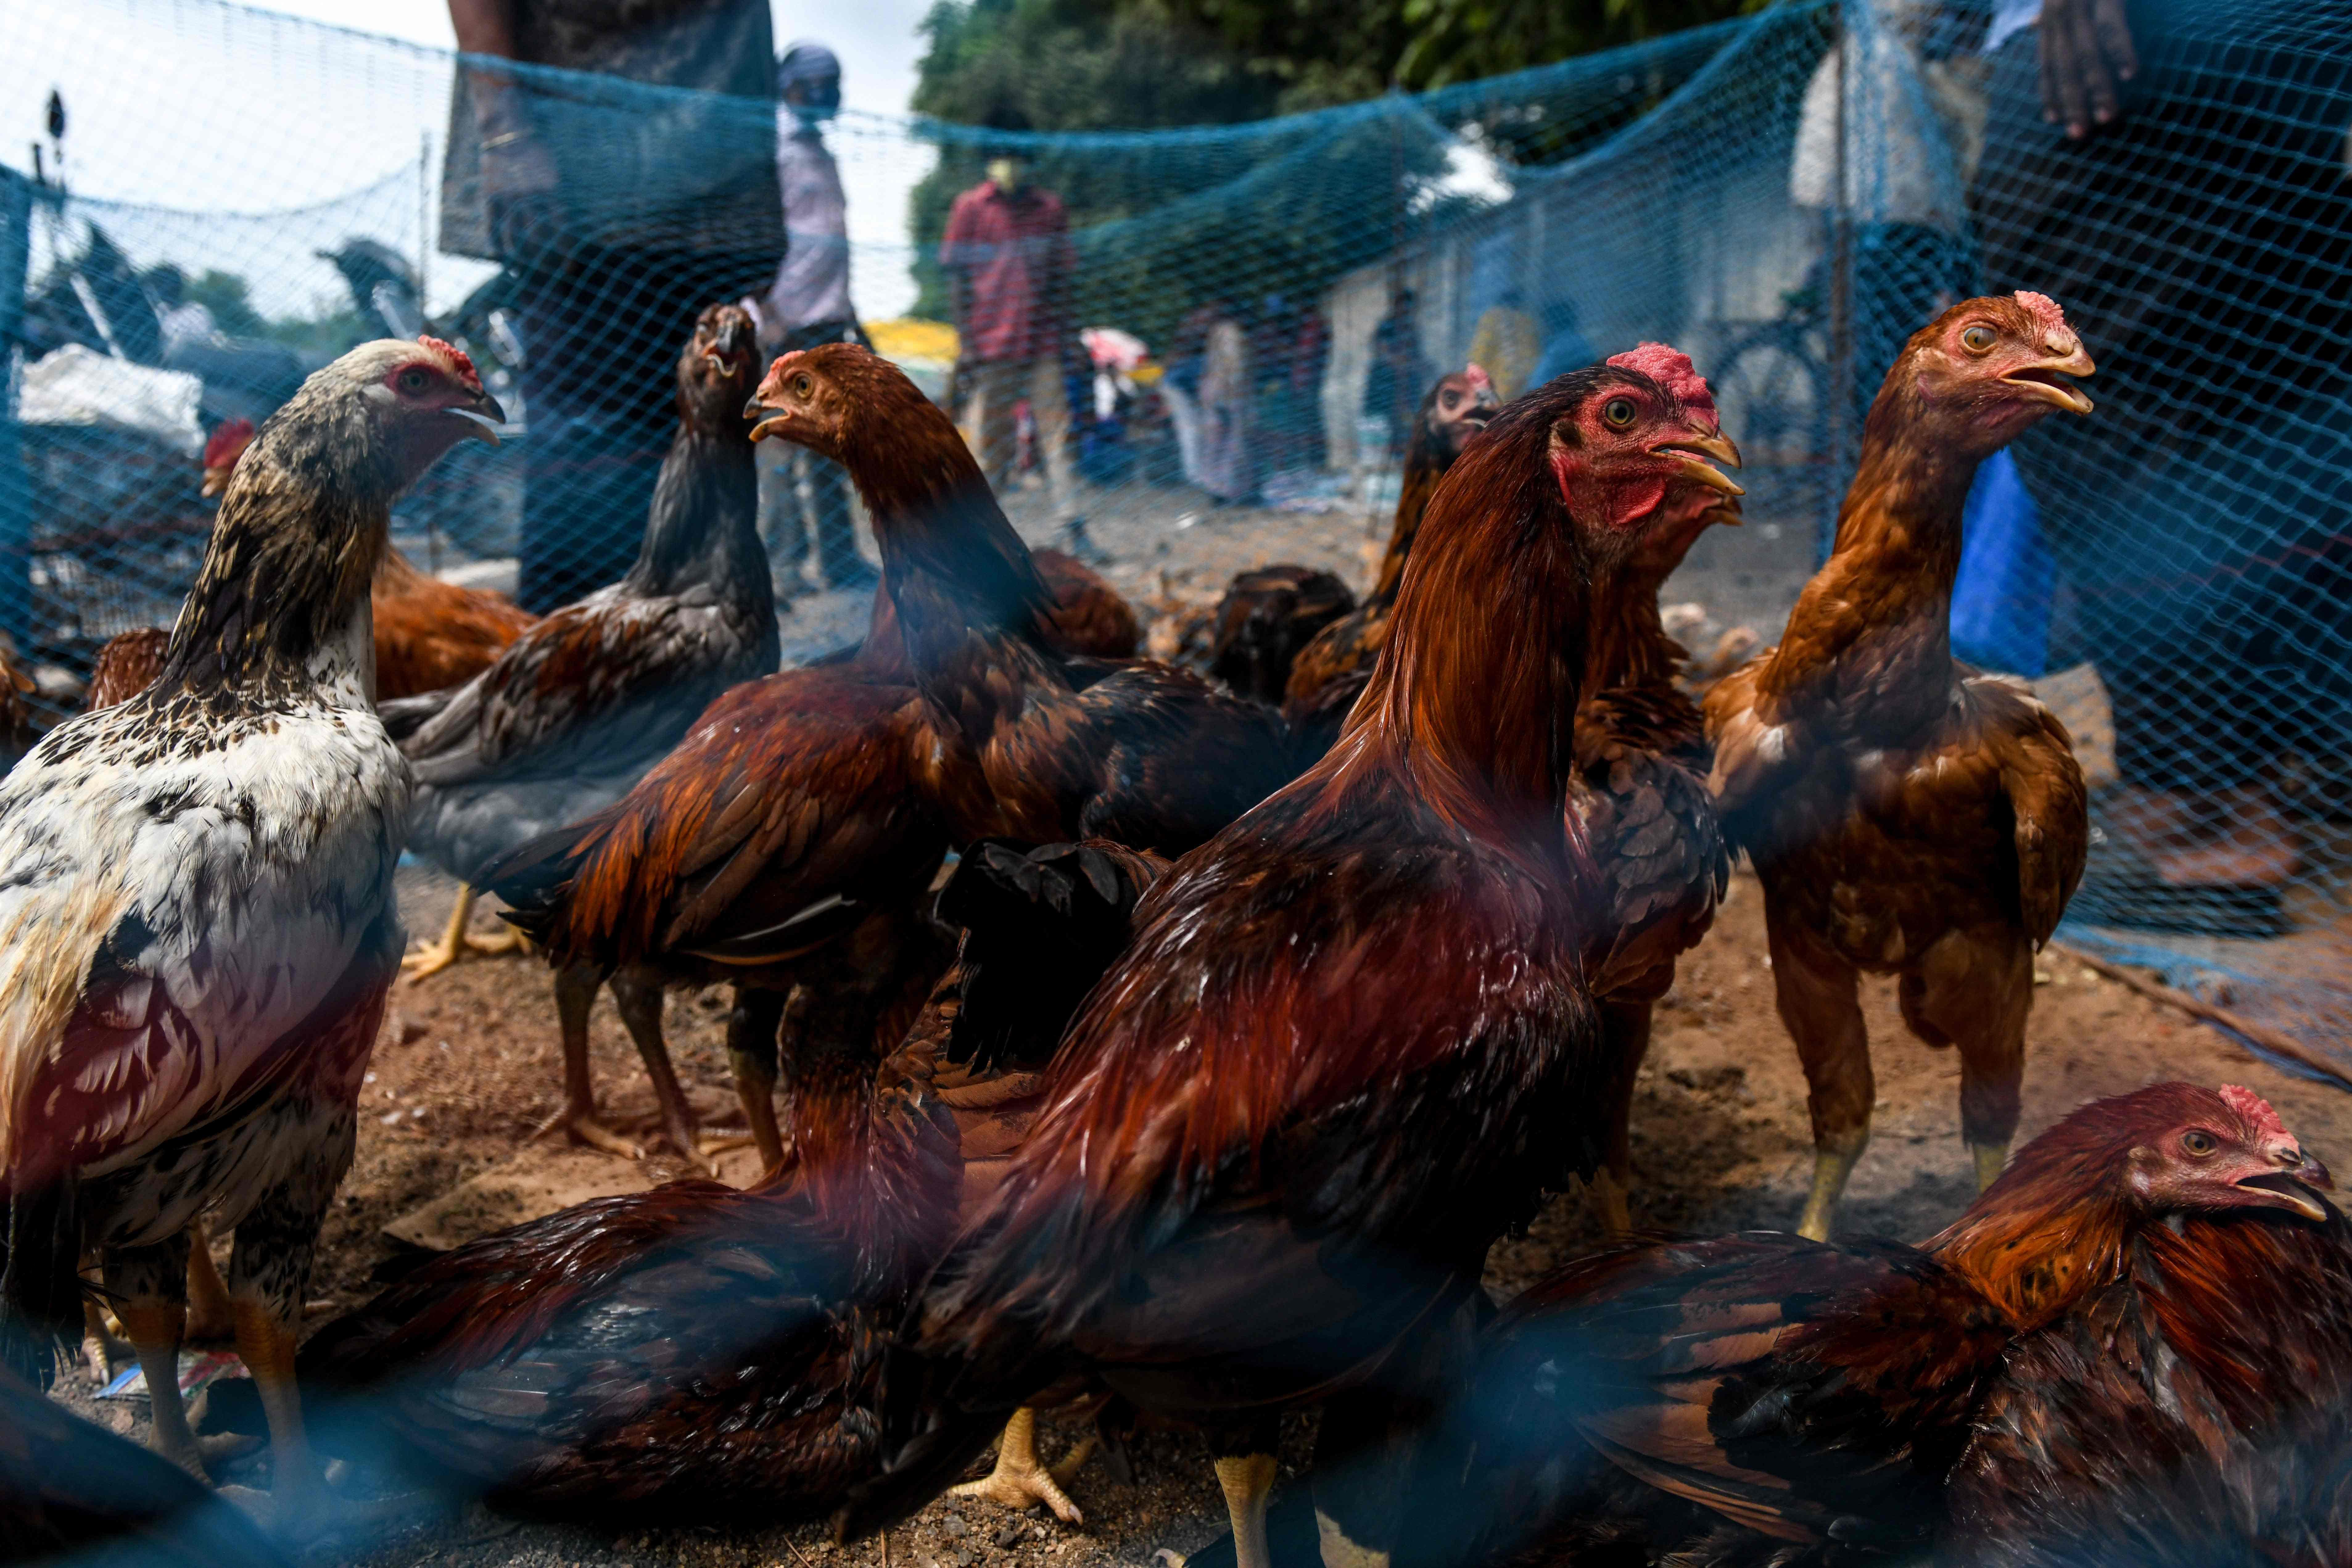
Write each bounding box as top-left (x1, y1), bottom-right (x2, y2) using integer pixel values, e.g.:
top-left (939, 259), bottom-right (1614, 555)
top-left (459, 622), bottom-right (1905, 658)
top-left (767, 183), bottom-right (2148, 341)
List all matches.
top-left (1825, 0), bottom-right (1855, 558)
top-left (0, 168), bottom-right (35, 660)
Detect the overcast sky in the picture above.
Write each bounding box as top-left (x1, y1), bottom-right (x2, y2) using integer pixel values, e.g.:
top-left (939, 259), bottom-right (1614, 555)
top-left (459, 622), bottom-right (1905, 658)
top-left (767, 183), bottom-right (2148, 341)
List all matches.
top-left (242, 0), bottom-right (930, 123)
top-left (5, 0), bottom-right (939, 321)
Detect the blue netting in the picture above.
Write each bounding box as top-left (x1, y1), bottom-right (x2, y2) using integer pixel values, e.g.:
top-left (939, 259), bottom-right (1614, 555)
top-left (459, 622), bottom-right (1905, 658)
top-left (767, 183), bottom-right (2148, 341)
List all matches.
top-left (3, 0), bottom-right (2348, 1067)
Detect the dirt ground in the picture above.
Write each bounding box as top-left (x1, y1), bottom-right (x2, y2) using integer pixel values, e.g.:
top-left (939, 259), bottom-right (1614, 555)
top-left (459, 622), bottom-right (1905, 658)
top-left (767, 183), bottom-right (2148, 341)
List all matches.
top-left (47, 481), bottom-right (2352, 1567)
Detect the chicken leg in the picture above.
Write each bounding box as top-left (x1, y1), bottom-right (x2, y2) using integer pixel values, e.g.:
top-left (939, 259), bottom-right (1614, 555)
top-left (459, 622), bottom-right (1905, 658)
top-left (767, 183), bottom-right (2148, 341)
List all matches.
top-left (951, 1406), bottom-right (1095, 1523)
top-left (1900, 925), bottom-right (2032, 1197)
top-left (105, 1236), bottom-right (254, 1477)
top-left (610, 967), bottom-right (712, 1172)
top-left (1591, 996), bottom-right (1658, 1236)
top-left (184, 1219), bottom-right (236, 1344)
top-left (550, 960), bottom-right (645, 1160)
top-left (1768, 915), bottom-right (1873, 1243)
top-left (401, 885), bottom-right (529, 981)
top-left (726, 985), bottom-right (790, 1173)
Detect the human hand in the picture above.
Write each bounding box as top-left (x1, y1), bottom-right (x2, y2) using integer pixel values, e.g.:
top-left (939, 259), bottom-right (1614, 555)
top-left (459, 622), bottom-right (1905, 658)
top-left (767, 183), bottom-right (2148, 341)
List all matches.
top-left (2039, 0), bottom-right (2138, 139)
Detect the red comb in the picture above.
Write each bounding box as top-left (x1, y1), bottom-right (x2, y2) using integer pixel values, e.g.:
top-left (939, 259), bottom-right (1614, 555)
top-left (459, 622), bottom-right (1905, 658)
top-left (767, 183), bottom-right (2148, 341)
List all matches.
top-left (419, 335), bottom-right (481, 391)
top-left (2220, 1084), bottom-right (2290, 1140)
top-left (202, 418), bottom-right (255, 469)
top-left (1608, 342), bottom-right (1717, 426)
top-left (2012, 291), bottom-right (2069, 338)
top-left (1462, 363), bottom-right (1493, 394)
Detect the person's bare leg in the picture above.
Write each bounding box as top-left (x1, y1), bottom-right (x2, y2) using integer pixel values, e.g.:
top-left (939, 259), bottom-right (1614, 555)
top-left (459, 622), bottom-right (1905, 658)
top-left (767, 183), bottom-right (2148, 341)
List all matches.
top-left (1767, 912), bottom-right (1872, 1243)
top-left (550, 963), bottom-right (642, 1159)
top-left (1904, 926), bottom-right (2032, 1195)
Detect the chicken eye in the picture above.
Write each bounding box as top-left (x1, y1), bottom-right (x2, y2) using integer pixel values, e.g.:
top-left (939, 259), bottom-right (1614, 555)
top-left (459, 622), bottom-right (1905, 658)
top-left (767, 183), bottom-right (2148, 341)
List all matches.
top-left (794, 374), bottom-right (814, 399)
top-left (2182, 1130), bottom-right (2218, 1157)
top-left (1961, 325), bottom-right (1998, 354)
top-left (1602, 396), bottom-right (1637, 428)
top-left (397, 367), bottom-right (433, 394)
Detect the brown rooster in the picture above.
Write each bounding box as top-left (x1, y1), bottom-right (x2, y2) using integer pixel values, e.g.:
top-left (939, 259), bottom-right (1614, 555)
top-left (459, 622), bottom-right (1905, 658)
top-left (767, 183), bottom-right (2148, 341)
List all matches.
top-left (869, 356), bottom-right (1742, 1568)
top-left (483, 344), bottom-right (1274, 1166)
top-left (1569, 346), bottom-right (1740, 1236)
top-left (1203, 564), bottom-right (1355, 706)
top-left (1945, 1156), bottom-right (2352, 1566)
top-left (1438, 1082), bottom-right (2335, 1568)
top-left (0, 336), bottom-right (499, 1523)
top-left (1282, 366), bottom-right (1497, 748)
top-left (481, 518), bottom-right (1149, 1170)
top-left (1706, 294), bottom-right (2094, 1241)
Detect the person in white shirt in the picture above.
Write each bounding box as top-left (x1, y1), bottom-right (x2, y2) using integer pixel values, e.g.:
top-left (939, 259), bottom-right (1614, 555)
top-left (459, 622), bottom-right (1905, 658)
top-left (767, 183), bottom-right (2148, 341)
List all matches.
top-left (753, 40), bottom-right (877, 592)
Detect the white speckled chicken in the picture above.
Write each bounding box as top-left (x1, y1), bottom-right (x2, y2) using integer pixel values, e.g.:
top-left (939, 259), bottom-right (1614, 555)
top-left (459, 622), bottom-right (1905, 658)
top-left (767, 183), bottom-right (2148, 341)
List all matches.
top-left (385, 303), bottom-right (778, 982)
top-left (0, 336), bottom-right (499, 1521)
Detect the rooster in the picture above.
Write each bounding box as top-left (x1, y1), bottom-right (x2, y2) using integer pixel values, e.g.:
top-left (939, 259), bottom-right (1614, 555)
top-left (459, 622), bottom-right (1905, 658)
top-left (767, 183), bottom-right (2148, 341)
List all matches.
top-left (1283, 366), bottom-right (1497, 749)
top-left (1946, 1164), bottom-right (2352, 1566)
top-left (0, 336), bottom-right (498, 1522)
top-left (1204, 564), bottom-right (1355, 706)
top-left (484, 560), bottom-right (1136, 1170)
top-left (85, 627), bottom-right (171, 712)
top-left (1571, 346), bottom-right (1740, 1235)
top-left (741, 345), bottom-right (1299, 852)
top-left (866, 355), bottom-right (1742, 1568)
top-left (485, 345), bottom-right (1273, 1167)
top-left (387, 303), bottom-right (776, 989)
top-left (1441, 1082), bottom-right (2335, 1568)
top-left (1705, 294), bottom-right (2094, 1241)
top-left (198, 416), bottom-right (255, 500)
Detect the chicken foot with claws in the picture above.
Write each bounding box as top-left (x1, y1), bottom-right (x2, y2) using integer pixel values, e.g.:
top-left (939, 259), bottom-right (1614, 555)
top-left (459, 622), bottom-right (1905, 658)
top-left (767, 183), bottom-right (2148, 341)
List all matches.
top-left (951, 1407), bottom-right (1098, 1524)
top-left (402, 885), bottom-right (530, 982)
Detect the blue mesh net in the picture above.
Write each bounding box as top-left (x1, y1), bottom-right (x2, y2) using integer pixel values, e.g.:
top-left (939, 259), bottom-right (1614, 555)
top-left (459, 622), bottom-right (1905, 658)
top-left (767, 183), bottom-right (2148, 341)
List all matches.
top-left (3, 0), bottom-right (2348, 1072)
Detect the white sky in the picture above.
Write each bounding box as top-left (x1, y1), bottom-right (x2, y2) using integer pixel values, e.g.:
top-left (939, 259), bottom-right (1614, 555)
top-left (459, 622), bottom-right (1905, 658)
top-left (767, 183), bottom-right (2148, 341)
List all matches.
top-left (4, 0), bottom-right (937, 321)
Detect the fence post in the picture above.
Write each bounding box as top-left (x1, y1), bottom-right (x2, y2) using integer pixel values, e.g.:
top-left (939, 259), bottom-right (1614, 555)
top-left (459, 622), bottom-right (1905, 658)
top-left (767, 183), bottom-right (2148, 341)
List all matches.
top-left (0, 168), bottom-right (32, 661)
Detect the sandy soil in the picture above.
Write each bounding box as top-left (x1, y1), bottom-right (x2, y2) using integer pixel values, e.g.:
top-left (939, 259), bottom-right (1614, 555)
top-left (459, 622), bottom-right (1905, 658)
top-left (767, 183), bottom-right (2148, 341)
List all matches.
top-left (47, 479), bottom-right (2352, 1567)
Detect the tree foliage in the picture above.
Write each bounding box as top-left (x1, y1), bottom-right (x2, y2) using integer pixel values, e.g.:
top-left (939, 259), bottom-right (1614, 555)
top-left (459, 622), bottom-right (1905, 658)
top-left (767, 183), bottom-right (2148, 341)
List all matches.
top-left (901, 0), bottom-right (1760, 336)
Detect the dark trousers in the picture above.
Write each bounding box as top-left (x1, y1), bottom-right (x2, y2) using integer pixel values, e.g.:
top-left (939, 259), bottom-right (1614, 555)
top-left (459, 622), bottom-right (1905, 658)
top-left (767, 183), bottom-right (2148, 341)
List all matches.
top-left (510, 244), bottom-right (769, 613)
top-left (1972, 1), bottom-right (2352, 791)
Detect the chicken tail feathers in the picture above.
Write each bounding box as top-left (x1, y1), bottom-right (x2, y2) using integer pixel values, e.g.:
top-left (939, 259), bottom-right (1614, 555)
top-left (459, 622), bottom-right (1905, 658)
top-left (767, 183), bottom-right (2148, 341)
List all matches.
top-left (1, 1175), bottom-right (86, 1389)
top-left (937, 840), bottom-right (1164, 1075)
top-left (477, 820), bottom-right (598, 948)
